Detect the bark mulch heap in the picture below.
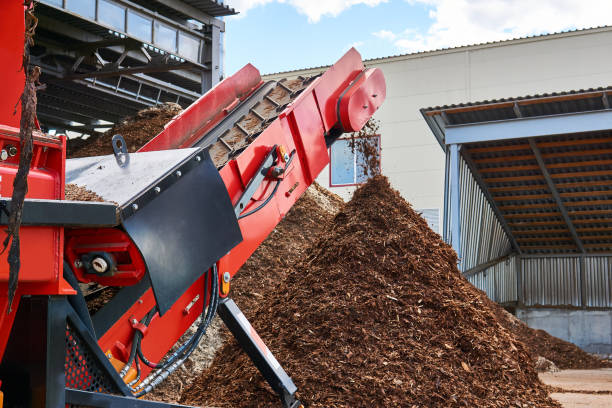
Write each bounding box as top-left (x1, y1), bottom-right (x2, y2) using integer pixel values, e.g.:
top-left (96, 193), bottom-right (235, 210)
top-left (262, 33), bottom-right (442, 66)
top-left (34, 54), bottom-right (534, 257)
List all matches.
top-left (67, 102), bottom-right (182, 158)
top-left (147, 183), bottom-right (345, 403)
top-left (494, 307), bottom-right (612, 370)
top-left (181, 176), bottom-right (559, 408)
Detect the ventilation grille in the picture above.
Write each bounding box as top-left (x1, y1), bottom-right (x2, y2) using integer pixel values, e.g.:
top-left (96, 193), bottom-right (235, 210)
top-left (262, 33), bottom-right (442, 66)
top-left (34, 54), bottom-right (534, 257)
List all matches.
top-left (65, 323), bottom-right (122, 395)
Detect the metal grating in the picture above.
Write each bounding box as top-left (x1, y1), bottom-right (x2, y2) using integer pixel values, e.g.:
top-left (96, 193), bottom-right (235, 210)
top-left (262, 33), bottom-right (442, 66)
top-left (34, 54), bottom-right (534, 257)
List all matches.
top-left (65, 323), bottom-right (122, 394)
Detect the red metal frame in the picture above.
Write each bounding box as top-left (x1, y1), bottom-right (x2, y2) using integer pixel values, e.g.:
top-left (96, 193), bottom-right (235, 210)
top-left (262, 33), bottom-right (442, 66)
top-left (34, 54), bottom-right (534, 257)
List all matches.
top-left (328, 134), bottom-right (382, 188)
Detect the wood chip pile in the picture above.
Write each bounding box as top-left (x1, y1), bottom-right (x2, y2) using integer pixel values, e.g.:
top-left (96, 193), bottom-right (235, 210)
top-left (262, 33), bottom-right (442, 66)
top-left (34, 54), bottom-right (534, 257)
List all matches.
top-left (67, 102), bottom-right (183, 158)
top-left (181, 176), bottom-right (560, 408)
top-left (494, 307), bottom-right (611, 370)
top-left (147, 182), bottom-right (344, 403)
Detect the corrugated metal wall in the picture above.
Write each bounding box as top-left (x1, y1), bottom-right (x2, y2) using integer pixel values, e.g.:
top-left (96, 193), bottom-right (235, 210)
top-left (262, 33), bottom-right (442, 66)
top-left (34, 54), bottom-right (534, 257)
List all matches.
top-left (584, 256), bottom-right (612, 308)
top-left (446, 154), bottom-right (612, 310)
top-left (458, 156), bottom-right (512, 272)
top-left (468, 256), bottom-right (517, 304)
top-left (468, 256), bottom-right (612, 308)
top-left (521, 258), bottom-right (581, 306)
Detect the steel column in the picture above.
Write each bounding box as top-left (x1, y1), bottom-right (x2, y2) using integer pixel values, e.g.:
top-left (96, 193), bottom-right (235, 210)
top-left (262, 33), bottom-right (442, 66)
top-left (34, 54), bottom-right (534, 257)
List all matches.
top-left (580, 255), bottom-right (587, 308)
top-left (516, 255), bottom-right (523, 306)
top-left (449, 143), bottom-right (461, 262)
top-left (442, 148), bottom-right (450, 243)
top-left (528, 138), bottom-right (585, 253)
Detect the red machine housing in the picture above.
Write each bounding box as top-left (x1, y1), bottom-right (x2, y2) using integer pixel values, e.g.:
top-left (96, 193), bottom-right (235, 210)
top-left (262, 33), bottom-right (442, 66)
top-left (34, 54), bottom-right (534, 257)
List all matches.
top-left (0, 0), bottom-right (386, 395)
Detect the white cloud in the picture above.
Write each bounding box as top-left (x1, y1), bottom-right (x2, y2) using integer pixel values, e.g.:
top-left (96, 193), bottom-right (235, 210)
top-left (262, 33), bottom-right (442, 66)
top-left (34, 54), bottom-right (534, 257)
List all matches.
top-left (345, 40), bottom-right (365, 51)
top-left (372, 29), bottom-right (396, 40)
top-left (226, 0), bottom-right (388, 22)
top-left (376, 0), bottom-right (612, 53)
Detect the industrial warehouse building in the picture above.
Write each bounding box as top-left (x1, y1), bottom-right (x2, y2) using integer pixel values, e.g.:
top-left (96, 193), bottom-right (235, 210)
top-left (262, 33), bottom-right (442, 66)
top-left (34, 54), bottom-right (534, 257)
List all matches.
top-left (264, 26), bottom-right (612, 353)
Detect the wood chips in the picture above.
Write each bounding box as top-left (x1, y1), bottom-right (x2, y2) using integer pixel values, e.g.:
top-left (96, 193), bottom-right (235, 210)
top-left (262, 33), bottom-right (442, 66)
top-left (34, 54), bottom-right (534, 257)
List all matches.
top-left (181, 176), bottom-right (560, 407)
top-left (67, 103), bottom-right (183, 158)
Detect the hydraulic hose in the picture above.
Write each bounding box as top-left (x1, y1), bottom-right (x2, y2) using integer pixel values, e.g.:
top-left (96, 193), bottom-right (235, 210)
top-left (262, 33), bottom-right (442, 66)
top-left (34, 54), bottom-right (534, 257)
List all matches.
top-left (131, 264), bottom-right (220, 396)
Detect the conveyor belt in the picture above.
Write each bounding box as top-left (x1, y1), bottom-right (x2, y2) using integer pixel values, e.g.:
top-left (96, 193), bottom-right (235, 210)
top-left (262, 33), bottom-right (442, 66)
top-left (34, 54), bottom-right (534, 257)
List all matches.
top-left (202, 76), bottom-right (317, 168)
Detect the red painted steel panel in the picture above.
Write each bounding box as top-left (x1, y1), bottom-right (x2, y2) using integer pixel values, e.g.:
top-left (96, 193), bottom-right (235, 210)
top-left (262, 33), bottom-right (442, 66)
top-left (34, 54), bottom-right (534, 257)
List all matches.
top-left (284, 92), bottom-right (328, 184)
top-left (0, 2), bottom-right (24, 128)
top-left (139, 64), bottom-right (263, 152)
top-left (310, 48), bottom-right (364, 133)
top-left (339, 68), bottom-right (386, 132)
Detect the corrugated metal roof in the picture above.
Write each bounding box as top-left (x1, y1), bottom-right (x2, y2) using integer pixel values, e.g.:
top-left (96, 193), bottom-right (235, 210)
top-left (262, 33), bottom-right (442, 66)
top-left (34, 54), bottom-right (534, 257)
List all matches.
top-left (264, 25), bottom-right (612, 76)
top-left (422, 86), bottom-right (612, 120)
top-left (182, 0), bottom-right (236, 16)
top-left (135, 0), bottom-right (237, 18)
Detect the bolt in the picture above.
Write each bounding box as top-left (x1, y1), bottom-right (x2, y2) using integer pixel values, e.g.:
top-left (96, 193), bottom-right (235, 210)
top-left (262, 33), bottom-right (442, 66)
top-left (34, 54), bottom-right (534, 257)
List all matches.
top-left (92, 257), bottom-right (109, 274)
top-left (131, 318), bottom-right (138, 325)
top-left (154, 186), bottom-right (161, 193)
top-left (132, 203), bottom-right (139, 211)
top-left (176, 170), bottom-right (182, 177)
top-left (7, 146), bottom-right (17, 157)
top-left (223, 272), bottom-right (231, 283)
top-left (195, 156), bottom-right (201, 162)
top-left (74, 259), bottom-right (83, 268)
top-left (138, 299), bottom-right (143, 304)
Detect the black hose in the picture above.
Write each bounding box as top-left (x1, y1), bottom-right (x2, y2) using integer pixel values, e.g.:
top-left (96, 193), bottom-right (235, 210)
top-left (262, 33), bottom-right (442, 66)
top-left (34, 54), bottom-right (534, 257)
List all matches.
top-left (132, 265), bottom-right (219, 396)
top-left (120, 328), bottom-right (139, 378)
top-left (238, 150), bottom-right (296, 220)
top-left (136, 265), bottom-right (218, 370)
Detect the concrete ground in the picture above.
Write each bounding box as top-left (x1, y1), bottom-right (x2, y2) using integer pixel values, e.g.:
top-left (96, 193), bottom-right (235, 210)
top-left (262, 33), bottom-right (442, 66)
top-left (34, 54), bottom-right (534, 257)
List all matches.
top-left (539, 369), bottom-right (612, 408)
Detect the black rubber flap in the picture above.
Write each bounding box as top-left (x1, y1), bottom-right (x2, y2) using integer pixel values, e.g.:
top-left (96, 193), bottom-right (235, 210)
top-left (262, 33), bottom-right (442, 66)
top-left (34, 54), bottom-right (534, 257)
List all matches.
top-left (122, 150), bottom-right (242, 315)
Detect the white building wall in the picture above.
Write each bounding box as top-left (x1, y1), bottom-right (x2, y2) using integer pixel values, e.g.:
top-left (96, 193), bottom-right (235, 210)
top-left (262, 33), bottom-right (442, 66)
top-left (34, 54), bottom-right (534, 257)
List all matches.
top-left (264, 27), bottom-right (612, 230)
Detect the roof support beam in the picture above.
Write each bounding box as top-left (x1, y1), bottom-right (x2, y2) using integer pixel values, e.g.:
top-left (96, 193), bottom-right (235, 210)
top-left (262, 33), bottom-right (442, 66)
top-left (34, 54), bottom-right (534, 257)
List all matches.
top-left (528, 138), bottom-right (585, 253)
top-left (461, 148), bottom-right (522, 255)
top-left (446, 110), bottom-right (612, 144)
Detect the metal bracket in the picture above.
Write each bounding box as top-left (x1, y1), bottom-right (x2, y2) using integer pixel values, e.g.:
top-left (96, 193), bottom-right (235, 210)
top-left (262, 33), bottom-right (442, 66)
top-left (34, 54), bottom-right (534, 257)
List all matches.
top-left (112, 134), bottom-right (130, 168)
top-left (233, 145), bottom-right (278, 217)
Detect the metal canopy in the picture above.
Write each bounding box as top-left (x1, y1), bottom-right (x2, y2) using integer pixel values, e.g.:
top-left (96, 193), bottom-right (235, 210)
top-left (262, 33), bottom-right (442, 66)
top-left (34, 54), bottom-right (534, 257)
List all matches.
top-left (461, 132), bottom-right (612, 254)
top-left (422, 87), bottom-right (612, 147)
top-left (422, 88), bottom-right (612, 256)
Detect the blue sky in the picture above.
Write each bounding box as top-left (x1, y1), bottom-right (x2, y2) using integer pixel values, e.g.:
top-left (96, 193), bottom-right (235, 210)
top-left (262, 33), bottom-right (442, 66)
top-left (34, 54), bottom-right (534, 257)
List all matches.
top-left (222, 1), bottom-right (431, 75)
top-left (221, 0), bottom-right (612, 76)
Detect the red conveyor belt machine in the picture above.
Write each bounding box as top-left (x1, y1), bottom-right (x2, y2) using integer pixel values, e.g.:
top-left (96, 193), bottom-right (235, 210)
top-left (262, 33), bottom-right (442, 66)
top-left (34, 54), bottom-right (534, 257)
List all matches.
top-left (0, 2), bottom-right (385, 407)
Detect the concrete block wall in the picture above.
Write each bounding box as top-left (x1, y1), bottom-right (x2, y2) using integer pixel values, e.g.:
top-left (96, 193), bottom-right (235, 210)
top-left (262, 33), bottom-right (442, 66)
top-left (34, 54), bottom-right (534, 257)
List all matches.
top-left (517, 308), bottom-right (612, 355)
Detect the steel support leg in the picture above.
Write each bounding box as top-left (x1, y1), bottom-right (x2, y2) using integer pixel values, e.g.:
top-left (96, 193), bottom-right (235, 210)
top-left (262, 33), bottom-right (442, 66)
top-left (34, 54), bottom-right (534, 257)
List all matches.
top-left (47, 297), bottom-right (68, 408)
top-left (217, 298), bottom-right (302, 408)
top-left (65, 389), bottom-right (197, 407)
